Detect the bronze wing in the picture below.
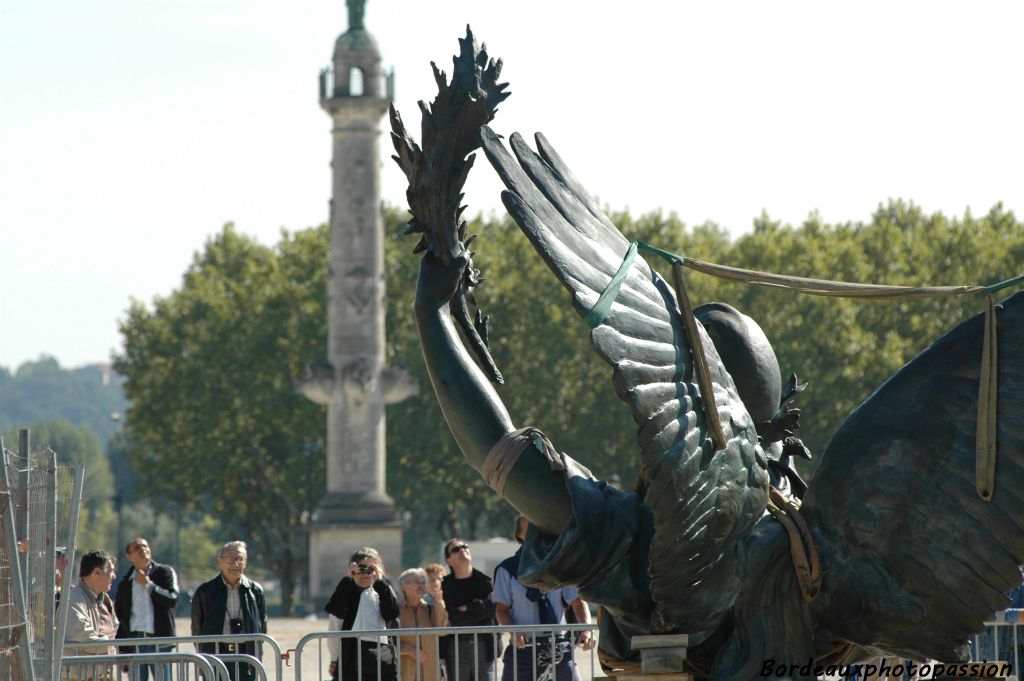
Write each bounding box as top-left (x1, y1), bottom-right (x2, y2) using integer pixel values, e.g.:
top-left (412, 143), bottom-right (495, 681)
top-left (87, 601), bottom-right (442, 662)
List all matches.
top-left (803, 291), bottom-right (1024, 661)
top-left (481, 128), bottom-right (770, 633)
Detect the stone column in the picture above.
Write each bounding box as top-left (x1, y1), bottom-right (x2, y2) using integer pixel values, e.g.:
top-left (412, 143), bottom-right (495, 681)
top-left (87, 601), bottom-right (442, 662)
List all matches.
top-left (299, 4), bottom-right (415, 602)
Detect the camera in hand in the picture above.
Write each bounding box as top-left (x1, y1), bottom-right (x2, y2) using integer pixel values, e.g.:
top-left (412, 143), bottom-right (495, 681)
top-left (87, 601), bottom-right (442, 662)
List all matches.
top-left (229, 618), bottom-right (244, 634)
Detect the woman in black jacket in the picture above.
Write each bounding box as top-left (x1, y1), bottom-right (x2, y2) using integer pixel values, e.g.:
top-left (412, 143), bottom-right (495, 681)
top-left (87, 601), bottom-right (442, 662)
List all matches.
top-left (324, 548), bottom-right (400, 681)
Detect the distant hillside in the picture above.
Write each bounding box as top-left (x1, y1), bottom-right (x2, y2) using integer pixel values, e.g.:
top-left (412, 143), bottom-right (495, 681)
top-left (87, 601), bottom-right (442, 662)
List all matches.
top-left (0, 357), bottom-right (129, 444)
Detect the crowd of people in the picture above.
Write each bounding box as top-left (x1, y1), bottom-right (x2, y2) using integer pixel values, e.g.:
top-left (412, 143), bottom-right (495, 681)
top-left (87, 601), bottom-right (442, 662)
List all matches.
top-left (321, 519), bottom-right (595, 681)
top-left (59, 526), bottom-right (1024, 681)
top-left (64, 538), bottom-right (266, 681)
top-left (61, 520), bottom-right (594, 681)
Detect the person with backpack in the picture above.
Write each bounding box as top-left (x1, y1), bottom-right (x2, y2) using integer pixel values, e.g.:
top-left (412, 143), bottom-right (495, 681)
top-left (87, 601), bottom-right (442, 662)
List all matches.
top-left (493, 517), bottom-right (593, 681)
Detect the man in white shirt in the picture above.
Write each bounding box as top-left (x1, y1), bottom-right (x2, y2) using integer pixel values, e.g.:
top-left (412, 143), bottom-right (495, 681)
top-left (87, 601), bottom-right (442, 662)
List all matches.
top-left (493, 517), bottom-right (593, 681)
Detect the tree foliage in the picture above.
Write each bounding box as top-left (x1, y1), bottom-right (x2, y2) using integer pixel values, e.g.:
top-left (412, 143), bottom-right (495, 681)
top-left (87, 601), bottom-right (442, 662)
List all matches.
top-left (724, 201), bottom-right (1024, 464)
top-left (386, 200), bottom-right (1024, 561)
top-left (115, 223), bottom-right (329, 613)
top-left (115, 200), bottom-right (1024, 573)
top-left (0, 358), bottom-right (128, 443)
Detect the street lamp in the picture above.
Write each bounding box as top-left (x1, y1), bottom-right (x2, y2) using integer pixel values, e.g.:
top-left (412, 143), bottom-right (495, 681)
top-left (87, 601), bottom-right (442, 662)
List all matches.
top-left (298, 442), bottom-right (322, 606)
top-left (110, 412), bottom-right (124, 554)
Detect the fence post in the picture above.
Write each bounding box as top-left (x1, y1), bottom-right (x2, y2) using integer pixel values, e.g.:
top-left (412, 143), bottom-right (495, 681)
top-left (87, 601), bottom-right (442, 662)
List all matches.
top-left (52, 464), bottom-right (85, 681)
top-left (1, 445), bottom-right (34, 680)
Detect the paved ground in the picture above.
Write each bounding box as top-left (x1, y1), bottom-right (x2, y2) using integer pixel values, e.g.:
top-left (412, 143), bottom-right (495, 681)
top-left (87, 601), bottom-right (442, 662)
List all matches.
top-left (176, 618), bottom-right (606, 681)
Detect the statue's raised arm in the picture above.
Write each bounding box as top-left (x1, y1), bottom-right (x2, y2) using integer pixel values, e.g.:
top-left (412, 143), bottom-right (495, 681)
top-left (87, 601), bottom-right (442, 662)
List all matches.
top-left (413, 250), bottom-right (573, 536)
top-left (393, 28), bottom-right (574, 535)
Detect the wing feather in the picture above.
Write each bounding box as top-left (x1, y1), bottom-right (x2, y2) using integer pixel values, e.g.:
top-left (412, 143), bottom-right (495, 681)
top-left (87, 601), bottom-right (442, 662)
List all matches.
top-left (483, 127), bottom-right (769, 634)
top-left (805, 291), bottom-right (1024, 661)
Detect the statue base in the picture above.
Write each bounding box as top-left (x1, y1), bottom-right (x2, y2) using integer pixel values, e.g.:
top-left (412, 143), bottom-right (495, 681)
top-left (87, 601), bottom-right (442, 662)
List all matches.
top-left (308, 493), bottom-right (405, 606)
top-left (615, 635), bottom-right (691, 681)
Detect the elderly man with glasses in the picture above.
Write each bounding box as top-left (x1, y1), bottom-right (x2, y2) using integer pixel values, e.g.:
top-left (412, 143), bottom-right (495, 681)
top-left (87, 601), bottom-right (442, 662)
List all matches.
top-left (191, 541), bottom-right (267, 681)
top-left (442, 539), bottom-right (497, 681)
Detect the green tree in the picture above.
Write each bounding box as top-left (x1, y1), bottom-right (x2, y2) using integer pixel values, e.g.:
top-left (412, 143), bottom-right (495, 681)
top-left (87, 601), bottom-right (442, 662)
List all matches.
top-left (0, 358), bottom-right (128, 443)
top-left (113, 200), bottom-right (1024, 576)
top-left (115, 223), bottom-right (329, 614)
top-left (716, 200), bottom-right (1024, 471)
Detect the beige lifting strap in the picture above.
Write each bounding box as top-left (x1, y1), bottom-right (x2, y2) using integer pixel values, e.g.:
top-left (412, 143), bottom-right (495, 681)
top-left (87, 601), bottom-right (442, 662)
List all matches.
top-left (682, 257), bottom-right (1004, 501)
top-left (976, 294), bottom-right (998, 501)
top-left (766, 487), bottom-right (822, 601)
top-left (671, 261), bottom-right (727, 452)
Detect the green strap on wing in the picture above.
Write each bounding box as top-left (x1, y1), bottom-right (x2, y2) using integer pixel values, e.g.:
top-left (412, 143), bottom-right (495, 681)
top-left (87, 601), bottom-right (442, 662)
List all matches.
top-left (584, 241), bottom-right (682, 328)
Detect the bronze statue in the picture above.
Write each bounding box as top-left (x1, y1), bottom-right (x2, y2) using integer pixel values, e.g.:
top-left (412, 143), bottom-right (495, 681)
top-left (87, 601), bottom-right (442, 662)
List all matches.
top-left (395, 30), bottom-right (1024, 681)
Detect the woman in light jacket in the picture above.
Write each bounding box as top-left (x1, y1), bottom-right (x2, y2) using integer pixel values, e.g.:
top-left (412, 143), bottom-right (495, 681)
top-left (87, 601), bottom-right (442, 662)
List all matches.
top-left (398, 567), bottom-right (449, 681)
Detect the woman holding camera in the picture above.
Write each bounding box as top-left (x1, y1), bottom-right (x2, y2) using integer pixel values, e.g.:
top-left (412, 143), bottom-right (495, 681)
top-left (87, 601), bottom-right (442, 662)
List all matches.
top-left (324, 547), bottom-right (400, 681)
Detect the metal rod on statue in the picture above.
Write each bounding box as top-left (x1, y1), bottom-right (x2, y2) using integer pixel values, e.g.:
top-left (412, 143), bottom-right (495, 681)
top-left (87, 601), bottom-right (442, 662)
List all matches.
top-left (671, 261), bottom-right (727, 452)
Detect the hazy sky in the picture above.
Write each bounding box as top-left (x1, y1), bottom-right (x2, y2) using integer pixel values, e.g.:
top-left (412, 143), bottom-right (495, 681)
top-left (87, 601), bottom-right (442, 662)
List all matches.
top-left (2, 1), bottom-right (1021, 370)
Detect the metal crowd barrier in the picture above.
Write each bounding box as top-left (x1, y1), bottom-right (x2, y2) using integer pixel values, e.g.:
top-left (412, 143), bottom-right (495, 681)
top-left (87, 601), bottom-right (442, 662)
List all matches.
top-left (61, 652), bottom-right (219, 681)
top-left (56, 618), bottom-right (1019, 681)
top-left (293, 623), bottom-right (599, 681)
top-left (63, 633), bottom-right (281, 681)
top-left (970, 620), bottom-right (1022, 679)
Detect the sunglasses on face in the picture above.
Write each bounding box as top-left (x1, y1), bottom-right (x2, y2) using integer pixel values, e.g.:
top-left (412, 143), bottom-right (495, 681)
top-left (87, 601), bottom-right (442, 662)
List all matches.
top-left (448, 544), bottom-right (469, 556)
top-left (356, 564), bottom-right (377, 574)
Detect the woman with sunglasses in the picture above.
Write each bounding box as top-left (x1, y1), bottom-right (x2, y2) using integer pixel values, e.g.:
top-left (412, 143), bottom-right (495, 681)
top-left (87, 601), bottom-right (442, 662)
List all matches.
top-left (324, 548), bottom-right (400, 681)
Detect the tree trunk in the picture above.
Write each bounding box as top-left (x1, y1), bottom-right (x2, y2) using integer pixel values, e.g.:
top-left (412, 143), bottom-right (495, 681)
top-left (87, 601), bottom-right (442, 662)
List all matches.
top-left (278, 546), bottom-right (295, 617)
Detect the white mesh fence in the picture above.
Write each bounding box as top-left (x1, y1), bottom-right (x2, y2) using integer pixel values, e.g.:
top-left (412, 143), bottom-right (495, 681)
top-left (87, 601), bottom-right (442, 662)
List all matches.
top-left (2, 438), bottom-right (85, 681)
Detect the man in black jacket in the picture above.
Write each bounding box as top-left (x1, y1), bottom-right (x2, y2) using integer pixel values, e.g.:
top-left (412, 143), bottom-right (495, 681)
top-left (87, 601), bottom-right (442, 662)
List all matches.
top-left (114, 537), bottom-right (179, 681)
top-left (191, 541), bottom-right (267, 681)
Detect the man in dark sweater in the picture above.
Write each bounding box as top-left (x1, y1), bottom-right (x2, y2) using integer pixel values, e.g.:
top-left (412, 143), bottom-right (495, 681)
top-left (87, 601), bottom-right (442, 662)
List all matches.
top-left (441, 539), bottom-right (497, 681)
top-left (114, 537), bottom-right (179, 681)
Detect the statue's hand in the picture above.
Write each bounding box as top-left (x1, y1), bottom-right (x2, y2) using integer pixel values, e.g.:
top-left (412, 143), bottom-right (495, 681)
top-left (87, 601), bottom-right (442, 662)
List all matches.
top-left (416, 251), bottom-right (469, 310)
